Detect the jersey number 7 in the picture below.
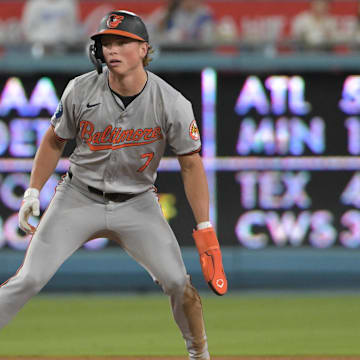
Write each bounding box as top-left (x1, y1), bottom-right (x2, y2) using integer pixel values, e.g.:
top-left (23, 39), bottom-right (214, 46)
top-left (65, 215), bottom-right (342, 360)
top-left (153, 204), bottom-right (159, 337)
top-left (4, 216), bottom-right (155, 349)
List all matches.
top-left (137, 152), bottom-right (154, 172)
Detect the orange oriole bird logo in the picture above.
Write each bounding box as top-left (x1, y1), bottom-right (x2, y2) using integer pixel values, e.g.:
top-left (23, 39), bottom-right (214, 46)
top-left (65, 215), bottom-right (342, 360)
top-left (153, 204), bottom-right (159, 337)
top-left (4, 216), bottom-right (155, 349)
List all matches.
top-left (189, 120), bottom-right (200, 141)
top-left (107, 14), bottom-right (124, 28)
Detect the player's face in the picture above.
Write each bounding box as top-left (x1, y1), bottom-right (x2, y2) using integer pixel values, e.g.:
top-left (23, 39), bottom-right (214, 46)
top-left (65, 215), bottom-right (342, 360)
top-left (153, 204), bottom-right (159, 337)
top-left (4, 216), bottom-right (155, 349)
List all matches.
top-left (101, 35), bottom-right (148, 75)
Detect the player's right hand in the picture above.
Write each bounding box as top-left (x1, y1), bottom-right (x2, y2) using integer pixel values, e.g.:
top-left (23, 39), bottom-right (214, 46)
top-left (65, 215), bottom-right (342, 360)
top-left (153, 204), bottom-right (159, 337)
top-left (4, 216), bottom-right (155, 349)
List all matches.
top-left (18, 188), bottom-right (40, 234)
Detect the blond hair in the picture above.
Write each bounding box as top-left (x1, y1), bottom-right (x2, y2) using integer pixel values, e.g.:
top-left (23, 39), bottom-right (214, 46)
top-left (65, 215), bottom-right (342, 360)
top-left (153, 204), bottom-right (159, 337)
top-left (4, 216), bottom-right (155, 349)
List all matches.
top-left (143, 45), bottom-right (154, 67)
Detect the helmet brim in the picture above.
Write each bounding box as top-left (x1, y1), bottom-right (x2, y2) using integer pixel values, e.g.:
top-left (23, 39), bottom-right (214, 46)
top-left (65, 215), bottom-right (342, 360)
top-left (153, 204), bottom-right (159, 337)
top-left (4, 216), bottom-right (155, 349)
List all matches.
top-left (91, 29), bottom-right (147, 42)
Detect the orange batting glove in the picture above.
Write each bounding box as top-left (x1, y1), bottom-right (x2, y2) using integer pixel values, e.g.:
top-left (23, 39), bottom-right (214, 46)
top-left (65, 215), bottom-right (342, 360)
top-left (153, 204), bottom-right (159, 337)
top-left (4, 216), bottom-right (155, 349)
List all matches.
top-left (192, 227), bottom-right (228, 296)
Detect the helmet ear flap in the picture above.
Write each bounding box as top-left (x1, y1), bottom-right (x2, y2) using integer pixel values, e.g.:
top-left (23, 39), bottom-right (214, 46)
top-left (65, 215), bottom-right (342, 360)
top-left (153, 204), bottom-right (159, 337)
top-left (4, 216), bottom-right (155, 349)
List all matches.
top-left (94, 39), bottom-right (105, 62)
top-left (88, 39), bottom-right (104, 74)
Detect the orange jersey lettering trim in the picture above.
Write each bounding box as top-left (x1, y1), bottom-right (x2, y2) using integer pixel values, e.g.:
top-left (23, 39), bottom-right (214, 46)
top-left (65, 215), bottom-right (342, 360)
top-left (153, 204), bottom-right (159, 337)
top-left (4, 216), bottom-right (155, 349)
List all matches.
top-left (79, 121), bottom-right (163, 151)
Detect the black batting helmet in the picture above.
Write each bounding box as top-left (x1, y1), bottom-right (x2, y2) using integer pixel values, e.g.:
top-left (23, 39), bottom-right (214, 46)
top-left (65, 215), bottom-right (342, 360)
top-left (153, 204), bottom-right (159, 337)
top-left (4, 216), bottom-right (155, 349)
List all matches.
top-left (89, 10), bottom-right (149, 74)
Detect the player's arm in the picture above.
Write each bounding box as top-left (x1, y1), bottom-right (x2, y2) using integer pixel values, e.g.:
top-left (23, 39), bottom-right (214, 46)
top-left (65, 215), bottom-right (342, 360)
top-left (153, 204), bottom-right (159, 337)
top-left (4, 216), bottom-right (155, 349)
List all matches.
top-left (19, 126), bottom-right (66, 234)
top-left (178, 153), bottom-right (228, 295)
top-left (178, 152), bottom-right (209, 224)
top-left (29, 126), bottom-right (66, 191)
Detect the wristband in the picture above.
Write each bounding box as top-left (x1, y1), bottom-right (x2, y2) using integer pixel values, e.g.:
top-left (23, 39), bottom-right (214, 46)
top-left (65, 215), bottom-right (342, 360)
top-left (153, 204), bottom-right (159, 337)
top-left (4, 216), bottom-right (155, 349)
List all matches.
top-left (24, 188), bottom-right (40, 199)
top-left (196, 221), bottom-right (212, 230)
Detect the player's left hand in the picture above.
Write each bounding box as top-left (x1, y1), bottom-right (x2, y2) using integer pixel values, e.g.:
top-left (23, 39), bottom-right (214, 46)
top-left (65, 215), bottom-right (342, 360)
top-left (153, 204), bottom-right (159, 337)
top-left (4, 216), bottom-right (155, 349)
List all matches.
top-left (192, 227), bottom-right (228, 295)
top-left (18, 188), bottom-right (40, 234)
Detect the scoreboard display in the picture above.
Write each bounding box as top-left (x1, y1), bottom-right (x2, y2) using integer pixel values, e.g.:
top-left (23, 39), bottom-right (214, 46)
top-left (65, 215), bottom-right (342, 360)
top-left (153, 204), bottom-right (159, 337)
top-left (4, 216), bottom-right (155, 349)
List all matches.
top-left (215, 72), bottom-right (360, 249)
top-left (0, 70), bottom-right (360, 250)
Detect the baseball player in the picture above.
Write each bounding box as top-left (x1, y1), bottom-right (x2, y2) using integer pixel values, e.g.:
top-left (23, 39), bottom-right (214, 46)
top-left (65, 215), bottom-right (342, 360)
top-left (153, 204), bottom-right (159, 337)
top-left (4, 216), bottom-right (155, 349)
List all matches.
top-left (0, 10), bottom-right (227, 359)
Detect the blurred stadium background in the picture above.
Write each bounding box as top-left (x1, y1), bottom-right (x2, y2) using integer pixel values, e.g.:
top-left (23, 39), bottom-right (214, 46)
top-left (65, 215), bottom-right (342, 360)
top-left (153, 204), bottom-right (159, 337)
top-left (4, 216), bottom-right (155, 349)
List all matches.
top-left (1, 0), bottom-right (360, 303)
top-left (2, 1), bottom-right (360, 357)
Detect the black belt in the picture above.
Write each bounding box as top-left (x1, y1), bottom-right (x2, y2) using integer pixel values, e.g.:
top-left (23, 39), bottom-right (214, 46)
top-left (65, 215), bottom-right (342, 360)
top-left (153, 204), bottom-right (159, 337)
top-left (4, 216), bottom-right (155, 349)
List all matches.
top-left (68, 171), bottom-right (137, 202)
top-left (87, 186), bottom-right (136, 202)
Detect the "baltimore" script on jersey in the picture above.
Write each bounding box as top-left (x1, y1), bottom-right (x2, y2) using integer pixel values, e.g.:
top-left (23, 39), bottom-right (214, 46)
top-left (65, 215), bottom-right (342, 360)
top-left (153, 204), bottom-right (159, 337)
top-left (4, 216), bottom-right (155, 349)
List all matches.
top-left (79, 120), bottom-right (163, 150)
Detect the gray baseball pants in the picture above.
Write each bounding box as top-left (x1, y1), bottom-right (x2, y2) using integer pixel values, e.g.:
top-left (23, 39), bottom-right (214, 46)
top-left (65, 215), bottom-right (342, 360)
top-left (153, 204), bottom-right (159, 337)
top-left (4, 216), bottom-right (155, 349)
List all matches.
top-left (0, 174), bottom-right (209, 360)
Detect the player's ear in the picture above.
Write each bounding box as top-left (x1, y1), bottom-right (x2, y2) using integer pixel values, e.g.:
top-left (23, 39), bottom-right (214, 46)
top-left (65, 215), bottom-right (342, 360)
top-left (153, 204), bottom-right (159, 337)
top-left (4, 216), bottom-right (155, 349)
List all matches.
top-left (139, 42), bottom-right (148, 58)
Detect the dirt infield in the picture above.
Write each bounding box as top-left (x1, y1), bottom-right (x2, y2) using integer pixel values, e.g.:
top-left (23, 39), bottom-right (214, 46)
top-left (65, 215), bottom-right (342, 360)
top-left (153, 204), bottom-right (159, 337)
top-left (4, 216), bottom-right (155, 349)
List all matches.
top-left (1, 357), bottom-right (360, 360)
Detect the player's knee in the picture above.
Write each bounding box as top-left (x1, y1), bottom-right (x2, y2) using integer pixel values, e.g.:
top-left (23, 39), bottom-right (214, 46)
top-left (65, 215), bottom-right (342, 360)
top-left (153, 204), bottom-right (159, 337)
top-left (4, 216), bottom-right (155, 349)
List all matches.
top-left (162, 275), bottom-right (188, 295)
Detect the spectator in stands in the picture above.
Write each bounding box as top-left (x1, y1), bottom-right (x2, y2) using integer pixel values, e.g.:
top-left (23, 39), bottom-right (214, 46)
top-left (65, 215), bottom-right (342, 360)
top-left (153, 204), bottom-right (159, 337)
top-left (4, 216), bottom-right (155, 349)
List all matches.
top-left (21, 0), bottom-right (83, 57)
top-left (347, 0), bottom-right (360, 50)
top-left (290, 0), bottom-right (336, 51)
top-left (147, 0), bottom-right (215, 49)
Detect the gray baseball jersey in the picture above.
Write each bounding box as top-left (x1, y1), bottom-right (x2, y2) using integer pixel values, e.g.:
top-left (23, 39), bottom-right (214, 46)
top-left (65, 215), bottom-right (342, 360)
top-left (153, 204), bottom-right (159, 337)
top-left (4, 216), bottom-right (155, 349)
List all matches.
top-left (51, 69), bottom-right (201, 193)
top-left (0, 68), bottom-right (209, 359)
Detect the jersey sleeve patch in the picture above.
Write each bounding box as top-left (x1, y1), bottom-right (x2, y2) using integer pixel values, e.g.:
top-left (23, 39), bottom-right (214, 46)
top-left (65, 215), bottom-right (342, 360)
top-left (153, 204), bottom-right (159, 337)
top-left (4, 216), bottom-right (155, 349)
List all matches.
top-left (54, 101), bottom-right (63, 119)
top-left (189, 119), bottom-right (200, 141)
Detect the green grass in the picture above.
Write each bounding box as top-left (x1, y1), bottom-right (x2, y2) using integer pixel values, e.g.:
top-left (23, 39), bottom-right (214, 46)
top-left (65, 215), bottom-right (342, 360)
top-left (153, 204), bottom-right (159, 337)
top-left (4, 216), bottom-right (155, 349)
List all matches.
top-left (1, 292), bottom-right (360, 356)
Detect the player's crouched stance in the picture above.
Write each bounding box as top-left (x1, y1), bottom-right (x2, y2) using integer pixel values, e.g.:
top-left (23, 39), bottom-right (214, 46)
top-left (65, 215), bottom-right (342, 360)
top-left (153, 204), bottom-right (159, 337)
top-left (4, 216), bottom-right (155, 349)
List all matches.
top-left (0, 10), bottom-right (227, 360)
